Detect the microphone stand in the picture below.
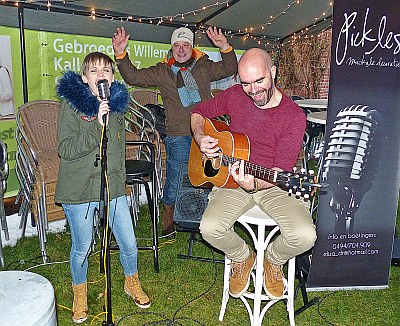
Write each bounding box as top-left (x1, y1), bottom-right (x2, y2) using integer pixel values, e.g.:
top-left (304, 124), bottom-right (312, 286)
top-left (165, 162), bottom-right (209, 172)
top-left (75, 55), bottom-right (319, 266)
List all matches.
top-left (98, 113), bottom-right (115, 326)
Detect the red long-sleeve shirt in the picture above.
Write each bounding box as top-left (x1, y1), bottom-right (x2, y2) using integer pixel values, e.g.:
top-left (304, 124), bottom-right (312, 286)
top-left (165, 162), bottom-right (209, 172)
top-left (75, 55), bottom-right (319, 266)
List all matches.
top-left (192, 84), bottom-right (306, 171)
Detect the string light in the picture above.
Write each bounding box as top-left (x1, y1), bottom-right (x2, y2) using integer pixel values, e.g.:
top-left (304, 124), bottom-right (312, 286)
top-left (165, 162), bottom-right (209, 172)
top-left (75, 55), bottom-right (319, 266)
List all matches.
top-left (0, 0), bottom-right (332, 50)
top-left (279, 2), bottom-right (333, 49)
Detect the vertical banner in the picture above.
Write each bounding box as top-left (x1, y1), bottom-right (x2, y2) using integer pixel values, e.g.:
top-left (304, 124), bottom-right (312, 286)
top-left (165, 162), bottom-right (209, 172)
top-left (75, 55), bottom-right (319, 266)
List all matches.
top-left (0, 24), bottom-right (242, 197)
top-left (307, 0), bottom-right (400, 290)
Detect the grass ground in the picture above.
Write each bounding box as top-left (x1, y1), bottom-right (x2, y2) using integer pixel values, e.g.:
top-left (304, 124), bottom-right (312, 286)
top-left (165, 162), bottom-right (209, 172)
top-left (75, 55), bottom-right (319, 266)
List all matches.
top-left (1, 207), bottom-right (400, 326)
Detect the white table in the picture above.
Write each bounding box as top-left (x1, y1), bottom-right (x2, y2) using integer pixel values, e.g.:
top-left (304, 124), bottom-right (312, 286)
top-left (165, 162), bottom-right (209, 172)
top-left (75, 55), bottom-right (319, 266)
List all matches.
top-left (306, 111), bottom-right (327, 125)
top-left (295, 99), bottom-right (328, 110)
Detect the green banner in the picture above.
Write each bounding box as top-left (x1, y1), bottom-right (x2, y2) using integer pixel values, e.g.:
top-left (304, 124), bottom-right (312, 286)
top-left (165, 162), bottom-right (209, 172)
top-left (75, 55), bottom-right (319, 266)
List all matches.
top-left (0, 25), bottom-right (240, 197)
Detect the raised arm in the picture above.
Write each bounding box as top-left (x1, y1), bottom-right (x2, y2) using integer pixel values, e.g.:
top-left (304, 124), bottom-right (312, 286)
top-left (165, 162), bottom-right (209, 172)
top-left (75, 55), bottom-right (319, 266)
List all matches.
top-left (112, 27), bottom-right (130, 56)
top-left (206, 27), bottom-right (230, 51)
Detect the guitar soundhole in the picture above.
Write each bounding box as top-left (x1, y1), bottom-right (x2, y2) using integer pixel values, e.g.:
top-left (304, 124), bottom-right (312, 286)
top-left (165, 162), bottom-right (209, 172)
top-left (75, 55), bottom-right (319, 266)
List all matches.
top-left (204, 160), bottom-right (220, 177)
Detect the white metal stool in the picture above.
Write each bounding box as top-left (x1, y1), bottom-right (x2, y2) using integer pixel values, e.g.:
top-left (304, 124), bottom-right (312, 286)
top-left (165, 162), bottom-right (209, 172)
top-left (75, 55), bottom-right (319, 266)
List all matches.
top-left (219, 206), bottom-right (296, 326)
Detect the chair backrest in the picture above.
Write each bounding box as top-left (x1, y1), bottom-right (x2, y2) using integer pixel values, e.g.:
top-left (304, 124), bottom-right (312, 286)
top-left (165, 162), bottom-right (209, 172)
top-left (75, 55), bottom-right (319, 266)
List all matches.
top-left (17, 100), bottom-right (61, 151)
top-left (130, 88), bottom-right (160, 112)
top-left (126, 90), bottom-right (166, 197)
top-left (125, 107), bottom-right (165, 196)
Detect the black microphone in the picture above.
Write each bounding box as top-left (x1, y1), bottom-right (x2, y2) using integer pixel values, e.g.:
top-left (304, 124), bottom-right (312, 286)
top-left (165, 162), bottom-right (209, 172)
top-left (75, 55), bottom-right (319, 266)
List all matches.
top-left (97, 79), bottom-right (110, 101)
top-left (97, 79), bottom-right (110, 125)
top-left (322, 104), bottom-right (381, 233)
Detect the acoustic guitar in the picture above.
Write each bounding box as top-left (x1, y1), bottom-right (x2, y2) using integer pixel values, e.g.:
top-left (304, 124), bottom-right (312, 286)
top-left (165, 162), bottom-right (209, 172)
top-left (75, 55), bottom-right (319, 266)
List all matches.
top-left (188, 118), bottom-right (322, 199)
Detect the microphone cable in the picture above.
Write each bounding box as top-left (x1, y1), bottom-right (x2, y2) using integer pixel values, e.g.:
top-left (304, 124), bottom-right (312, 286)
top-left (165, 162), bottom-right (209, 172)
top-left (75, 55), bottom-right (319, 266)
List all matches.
top-left (99, 119), bottom-right (113, 320)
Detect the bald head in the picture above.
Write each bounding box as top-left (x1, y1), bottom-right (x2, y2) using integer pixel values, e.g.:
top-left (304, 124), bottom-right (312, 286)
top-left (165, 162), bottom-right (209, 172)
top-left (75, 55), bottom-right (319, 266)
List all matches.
top-left (239, 48), bottom-right (274, 72)
top-left (237, 48), bottom-right (279, 108)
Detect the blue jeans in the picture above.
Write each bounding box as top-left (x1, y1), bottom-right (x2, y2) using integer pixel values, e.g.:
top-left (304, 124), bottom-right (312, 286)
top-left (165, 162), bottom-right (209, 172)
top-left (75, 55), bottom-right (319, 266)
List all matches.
top-left (162, 135), bottom-right (192, 206)
top-left (63, 195), bottom-right (138, 285)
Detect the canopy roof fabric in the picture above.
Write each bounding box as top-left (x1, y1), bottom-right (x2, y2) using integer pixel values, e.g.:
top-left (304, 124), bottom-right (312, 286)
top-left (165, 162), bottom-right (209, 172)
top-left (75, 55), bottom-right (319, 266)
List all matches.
top-left (0, 0), bottom-right (332, 50)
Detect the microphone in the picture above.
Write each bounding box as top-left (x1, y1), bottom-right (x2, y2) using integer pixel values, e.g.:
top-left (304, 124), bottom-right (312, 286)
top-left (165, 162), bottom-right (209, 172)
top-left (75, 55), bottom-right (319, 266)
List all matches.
top-left (97, 79), bottom-right (110, 125)
top-left (97, 79), bottom-right (110, 101)
top-left (322, 104), bottom-right (381, 233)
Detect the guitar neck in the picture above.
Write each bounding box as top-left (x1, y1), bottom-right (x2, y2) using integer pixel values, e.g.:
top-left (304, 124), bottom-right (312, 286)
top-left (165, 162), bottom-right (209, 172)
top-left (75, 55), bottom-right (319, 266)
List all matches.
top-left (222, 155), bottom-right (279, 183)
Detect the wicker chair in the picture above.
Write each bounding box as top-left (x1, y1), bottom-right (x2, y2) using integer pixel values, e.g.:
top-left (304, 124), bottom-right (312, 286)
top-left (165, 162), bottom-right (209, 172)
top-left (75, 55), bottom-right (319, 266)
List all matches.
top-left (15, 100), bottom-right (64, 261)
top-left (130, 88), bottom-right (161, 112)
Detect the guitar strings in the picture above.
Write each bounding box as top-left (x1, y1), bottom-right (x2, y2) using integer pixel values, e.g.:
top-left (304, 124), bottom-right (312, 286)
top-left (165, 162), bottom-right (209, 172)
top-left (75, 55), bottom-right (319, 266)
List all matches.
top-left (220, 154), bottom-right (278, 182)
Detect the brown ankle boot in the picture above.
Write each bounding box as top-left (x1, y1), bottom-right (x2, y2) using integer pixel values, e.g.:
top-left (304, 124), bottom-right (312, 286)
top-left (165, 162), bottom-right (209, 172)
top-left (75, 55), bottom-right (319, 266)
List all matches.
top-left (162, 204), bottom-right (175, 236)
top-left (229, 251), bottom-right (256, 298)
top-left (263, 259), bottom-right (284, 299)
top-left (124, 273), bottom-right (152, 308)
top-left (72, 282), bottom-right (88, 323)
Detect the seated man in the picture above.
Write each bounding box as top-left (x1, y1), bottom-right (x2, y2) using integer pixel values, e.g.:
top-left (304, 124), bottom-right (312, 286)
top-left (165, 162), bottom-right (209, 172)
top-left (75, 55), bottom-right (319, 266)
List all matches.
top-left (190, 48), bottom-right (316, 299)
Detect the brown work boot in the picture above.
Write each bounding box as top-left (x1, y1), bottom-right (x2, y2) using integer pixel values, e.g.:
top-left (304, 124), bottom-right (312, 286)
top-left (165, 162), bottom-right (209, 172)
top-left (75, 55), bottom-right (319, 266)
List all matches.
top-left (72, 282), bottom-right (88, 323)
top-left (162, 204), bottom-right (175, 236)
top-left (263, 259), bottom-right (284, 299)
top-left (124, 273), bottom-right (152, 308)
top-left (229, 251), bottom-right (256, 298)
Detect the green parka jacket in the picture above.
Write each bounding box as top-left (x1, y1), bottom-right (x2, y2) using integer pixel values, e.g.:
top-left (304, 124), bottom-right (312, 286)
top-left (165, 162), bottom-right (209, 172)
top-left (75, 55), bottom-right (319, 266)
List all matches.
top-left (54, 71), bottom-right (129, 204)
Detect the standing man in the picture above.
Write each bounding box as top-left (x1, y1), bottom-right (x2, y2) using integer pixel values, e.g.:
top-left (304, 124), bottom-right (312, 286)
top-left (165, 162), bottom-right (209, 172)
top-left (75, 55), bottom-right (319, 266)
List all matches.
top-left (112, 26), bottom-right (237, 236)
top-left (191, 48), bottom-right (316, 299)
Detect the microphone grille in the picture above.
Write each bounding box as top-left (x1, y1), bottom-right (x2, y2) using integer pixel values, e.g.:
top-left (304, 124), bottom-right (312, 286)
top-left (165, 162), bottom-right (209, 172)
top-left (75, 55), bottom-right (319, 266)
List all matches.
top-left (323, 104), bottom-right (381, 181)
top-left (97, 79), bottom-right (110, 100)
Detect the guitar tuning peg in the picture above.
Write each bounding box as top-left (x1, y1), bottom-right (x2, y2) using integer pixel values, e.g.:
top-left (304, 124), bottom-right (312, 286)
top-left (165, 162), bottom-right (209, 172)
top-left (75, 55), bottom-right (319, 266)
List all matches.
top-left (293, 167), bottom-right (297, 172)
top-left (288, 189), bottom-right (293, 195)
top-left (295, 191), bottom-right (301, 197)
top-left (300, 168), bottom-right (306, 173)
top-left (304, 193), bottom-right (310, 200)
top-left (308, 170), bottom-right (314, 175)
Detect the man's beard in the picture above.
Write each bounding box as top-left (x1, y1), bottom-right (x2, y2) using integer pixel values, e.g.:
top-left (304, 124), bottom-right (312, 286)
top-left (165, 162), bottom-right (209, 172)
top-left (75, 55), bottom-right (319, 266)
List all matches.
top-left (249, 77), bottom-right (275, 107)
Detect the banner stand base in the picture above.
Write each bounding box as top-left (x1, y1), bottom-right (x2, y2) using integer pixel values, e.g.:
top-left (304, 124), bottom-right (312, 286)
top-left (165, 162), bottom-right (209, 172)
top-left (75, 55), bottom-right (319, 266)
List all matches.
top-left (307, 285), bottom-right (388, 292)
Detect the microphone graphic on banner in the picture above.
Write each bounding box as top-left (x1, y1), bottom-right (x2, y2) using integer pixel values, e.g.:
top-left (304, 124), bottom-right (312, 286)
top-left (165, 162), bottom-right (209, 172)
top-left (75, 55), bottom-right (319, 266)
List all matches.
top-left (322, 104), bottom-right (381, 234)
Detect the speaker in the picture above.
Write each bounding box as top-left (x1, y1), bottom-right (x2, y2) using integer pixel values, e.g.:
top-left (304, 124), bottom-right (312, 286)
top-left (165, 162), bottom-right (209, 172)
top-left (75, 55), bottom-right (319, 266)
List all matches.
top-left (173, 162), bottom-right (211, 231)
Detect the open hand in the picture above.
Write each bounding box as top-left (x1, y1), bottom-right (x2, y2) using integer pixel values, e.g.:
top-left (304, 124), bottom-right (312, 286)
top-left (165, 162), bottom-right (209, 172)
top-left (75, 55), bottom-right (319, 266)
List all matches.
top-left (206, 27), bottom-right (229, 51)
top-left (112, 27), bottom-right (130, 56)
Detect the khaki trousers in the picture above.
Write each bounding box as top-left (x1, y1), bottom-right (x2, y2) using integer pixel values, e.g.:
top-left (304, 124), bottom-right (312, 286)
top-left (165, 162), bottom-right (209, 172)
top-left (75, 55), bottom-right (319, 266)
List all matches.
top-left (199, 186), bottom-right (316, 265)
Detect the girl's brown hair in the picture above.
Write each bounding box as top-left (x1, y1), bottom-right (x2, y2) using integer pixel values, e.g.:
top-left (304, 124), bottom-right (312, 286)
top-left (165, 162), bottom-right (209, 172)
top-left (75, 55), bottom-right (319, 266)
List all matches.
top-left (80, 52), bottom-right (115, 76)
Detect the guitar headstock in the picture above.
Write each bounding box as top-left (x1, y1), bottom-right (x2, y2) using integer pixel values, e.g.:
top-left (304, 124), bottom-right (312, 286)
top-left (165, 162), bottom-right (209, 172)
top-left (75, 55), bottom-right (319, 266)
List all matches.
top-left (278, 168), bottom-right (324, 200)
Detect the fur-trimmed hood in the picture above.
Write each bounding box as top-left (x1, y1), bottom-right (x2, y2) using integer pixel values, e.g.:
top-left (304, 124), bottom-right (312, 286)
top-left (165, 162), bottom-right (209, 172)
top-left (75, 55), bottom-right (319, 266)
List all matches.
top-left (56, 70), bottom-right (129, 116)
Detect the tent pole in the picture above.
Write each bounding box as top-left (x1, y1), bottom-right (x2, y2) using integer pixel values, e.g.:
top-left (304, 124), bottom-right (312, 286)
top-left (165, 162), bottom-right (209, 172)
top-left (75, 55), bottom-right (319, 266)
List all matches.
top-left (18, 3), bottom-right (28, 103)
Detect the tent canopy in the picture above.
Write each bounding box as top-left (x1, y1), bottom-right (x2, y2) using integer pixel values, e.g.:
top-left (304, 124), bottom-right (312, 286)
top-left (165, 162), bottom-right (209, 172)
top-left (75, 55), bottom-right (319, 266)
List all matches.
top-left (0, 0), bottom-right (333, 50)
